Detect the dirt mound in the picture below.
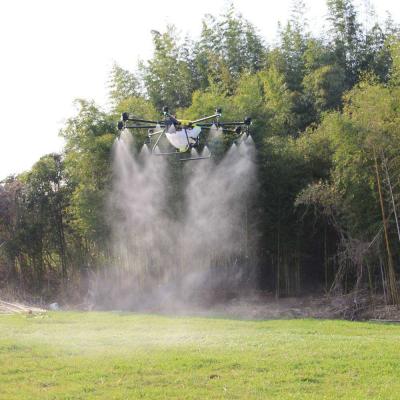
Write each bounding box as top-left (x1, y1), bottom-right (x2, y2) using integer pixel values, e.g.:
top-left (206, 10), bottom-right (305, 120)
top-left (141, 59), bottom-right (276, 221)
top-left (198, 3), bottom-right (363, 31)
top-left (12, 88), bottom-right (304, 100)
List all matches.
top-left (0, 299), bottom-right (46, 314)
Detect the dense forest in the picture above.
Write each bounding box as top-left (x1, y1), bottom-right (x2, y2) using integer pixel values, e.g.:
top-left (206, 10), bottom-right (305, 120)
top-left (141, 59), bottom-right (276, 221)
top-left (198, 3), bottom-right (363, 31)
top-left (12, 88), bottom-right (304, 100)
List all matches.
top-left (1, 0), bottom-right (400, 306)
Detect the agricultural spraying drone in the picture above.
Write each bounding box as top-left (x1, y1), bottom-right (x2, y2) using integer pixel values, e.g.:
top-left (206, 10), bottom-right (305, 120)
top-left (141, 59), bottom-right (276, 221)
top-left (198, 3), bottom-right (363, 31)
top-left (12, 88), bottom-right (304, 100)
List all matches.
top-left (117, 107), bottom-right (252, 161)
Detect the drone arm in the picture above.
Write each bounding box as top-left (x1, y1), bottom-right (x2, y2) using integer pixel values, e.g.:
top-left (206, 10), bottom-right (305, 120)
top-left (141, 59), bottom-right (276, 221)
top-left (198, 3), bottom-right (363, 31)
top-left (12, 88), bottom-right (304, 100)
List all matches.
top-left (200, 126), bottom-right (240, 134)
top-left (121, 112), bottom-right (160, 125)
top-left (124, 124), bottom-right (165, 129)
top-left (191, 114), bottom-right (221, 124)
top-left (125, 118), bottom-right (161, 125)
top-left (196, 117), bottom-right (252, 128)
top-left (218, 122), bottom-right (248, 127)
top-left (148, 129), bottom-right (164, 137)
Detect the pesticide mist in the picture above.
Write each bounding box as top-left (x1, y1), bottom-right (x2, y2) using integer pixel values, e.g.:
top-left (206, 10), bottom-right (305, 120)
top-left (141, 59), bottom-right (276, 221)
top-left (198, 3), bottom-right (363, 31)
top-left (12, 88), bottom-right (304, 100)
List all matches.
top-left (90, 128), bottom-right (257, 310)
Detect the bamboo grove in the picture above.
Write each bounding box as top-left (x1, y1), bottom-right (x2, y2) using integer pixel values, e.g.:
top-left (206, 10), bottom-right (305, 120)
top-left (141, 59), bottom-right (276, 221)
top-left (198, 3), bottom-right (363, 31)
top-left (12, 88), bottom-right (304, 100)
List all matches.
top-left (2, 0), bottom-right (400, 303)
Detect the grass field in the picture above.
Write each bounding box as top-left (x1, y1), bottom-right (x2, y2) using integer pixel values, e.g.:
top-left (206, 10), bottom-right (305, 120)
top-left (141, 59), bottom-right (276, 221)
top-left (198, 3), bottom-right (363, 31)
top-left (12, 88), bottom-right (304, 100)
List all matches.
top-left (1, 312), bottom-right (400, 399)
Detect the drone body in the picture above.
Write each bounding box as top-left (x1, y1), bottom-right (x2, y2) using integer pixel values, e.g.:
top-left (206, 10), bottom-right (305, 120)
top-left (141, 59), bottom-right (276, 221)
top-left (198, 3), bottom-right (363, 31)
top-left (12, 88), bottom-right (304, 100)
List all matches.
top-left (165, 125), bottom-right (201, 153)
top-left (117, 107), bottom-right (252, 161)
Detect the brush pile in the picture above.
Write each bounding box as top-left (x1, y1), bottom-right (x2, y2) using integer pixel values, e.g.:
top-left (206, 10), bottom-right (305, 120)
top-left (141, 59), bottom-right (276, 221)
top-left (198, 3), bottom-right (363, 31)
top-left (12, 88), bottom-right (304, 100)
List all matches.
top-left (0, 299), bottom-right (46, 314)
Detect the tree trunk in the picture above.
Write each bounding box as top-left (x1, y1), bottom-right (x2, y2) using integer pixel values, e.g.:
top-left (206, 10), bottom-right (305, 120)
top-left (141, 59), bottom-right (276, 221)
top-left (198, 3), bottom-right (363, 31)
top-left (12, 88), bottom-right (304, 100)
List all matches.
top-left (374, 147), bottom-right (399, 305)
top-left (381, 150), bottom-right (400, 244)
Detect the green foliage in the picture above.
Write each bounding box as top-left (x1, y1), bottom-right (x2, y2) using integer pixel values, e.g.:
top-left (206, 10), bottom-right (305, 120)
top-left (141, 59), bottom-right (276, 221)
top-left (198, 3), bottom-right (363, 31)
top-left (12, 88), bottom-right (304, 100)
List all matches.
top-left (0, 155), bottom-right (69, 288)
top-left (141, 26), bottom-right (196, 110)
top-left (278, 12), bottom-right (308, 92)
top-left (303, 64), bottom-right (346, 113)
top-left (108, 63), bottom-right (140, 108)
top-left (260, 67), bottom-right (295, 135)
top-left (389, 39), bottom-right (400, 86)
top-left (359, 24), bottom-right (392, 82)
top-left (189, 6), bottom-right (266, 96)
top-left (302, 39), bottom-right (334, 73)
top-left (61, 100), bottom-right (114, 246)
top-left (326, 0), bottom-right (361, 85)
top-left (233, 72), bottom-right (266, 136)
top-left (296, 80), bottom-right (400, 287)
top-left (4, 0), bottom-right (400, 298)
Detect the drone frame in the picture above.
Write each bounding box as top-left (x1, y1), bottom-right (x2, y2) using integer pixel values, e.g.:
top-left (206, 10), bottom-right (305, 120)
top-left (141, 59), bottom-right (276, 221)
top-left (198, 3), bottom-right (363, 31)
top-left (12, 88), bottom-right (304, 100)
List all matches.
top-left (117, 107), bottom-right (252, 161)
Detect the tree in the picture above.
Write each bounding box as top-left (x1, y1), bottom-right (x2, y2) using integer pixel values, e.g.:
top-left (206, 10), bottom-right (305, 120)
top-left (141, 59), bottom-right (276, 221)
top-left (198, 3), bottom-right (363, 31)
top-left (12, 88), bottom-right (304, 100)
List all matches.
top-left (0, 155), bottom-right (70, 290)
top-left (108, 63), bottom-right (140, 108)
top-left (0, 177), bottom-right (24, 283)
top-left (389, 38), bottom-right (400, 86)
top-left (326, 0), bottom-right (362, 86)
top-left (60, 100), bottom-right (115, 258)
top-left (194, 6), bottom-right (266, 94)
top-left (277, 0), bottom-right (309, 91)
top-left (296, 81), bottom-right (400, 302)
top-left (358, 24), bottom-right (391, 82)
top-left (303, 64), bottom-right (346, 113)
top-left (141, 26), bottom-right (195, 110)
top-left (260, 66), bottom-right (296, 136)
top-left (5, 1), bottom-right (400, 303)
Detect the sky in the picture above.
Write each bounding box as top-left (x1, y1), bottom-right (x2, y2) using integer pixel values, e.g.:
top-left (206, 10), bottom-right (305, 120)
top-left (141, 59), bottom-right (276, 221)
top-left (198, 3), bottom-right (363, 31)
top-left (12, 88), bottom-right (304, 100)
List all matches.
top-left (0, 0), bottom-right (398, 179)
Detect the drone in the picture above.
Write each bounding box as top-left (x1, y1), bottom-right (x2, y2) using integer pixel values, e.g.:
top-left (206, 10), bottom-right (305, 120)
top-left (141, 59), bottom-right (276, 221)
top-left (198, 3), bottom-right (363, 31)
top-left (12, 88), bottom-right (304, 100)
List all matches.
top-left (117, 107), bottom-right (252, 161)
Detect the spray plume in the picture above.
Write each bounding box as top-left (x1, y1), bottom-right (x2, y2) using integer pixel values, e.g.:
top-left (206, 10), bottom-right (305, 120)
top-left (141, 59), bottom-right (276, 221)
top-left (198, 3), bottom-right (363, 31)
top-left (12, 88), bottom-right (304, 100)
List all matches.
top-left (91, 129), bottom-right (257, 310)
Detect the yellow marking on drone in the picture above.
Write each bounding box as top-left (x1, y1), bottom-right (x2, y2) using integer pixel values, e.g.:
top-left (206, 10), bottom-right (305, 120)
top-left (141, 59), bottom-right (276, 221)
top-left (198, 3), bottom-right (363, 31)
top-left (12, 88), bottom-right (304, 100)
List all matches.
top-left (177, 119), bottom-right (192, 126)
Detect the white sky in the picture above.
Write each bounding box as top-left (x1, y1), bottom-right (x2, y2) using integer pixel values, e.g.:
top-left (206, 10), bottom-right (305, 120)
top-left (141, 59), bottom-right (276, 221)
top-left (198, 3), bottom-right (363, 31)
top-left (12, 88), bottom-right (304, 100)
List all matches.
top-left (0, 0), bottom-right (398, 179)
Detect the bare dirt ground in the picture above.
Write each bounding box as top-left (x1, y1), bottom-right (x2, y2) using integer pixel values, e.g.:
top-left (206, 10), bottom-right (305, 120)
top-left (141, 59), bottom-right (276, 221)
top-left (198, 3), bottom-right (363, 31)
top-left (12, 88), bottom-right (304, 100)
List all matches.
top-left (1, 289), bottom-right (400, 321)
top-left (193, 295), bottom-right (336, 319)
top-left (86, 291), bottom-right (400, 321)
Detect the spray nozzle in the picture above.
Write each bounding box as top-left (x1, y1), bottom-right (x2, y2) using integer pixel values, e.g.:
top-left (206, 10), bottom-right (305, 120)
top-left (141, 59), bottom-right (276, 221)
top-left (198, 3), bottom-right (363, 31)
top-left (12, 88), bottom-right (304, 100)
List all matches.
top-left (244, 117), bottom-right (252, 125)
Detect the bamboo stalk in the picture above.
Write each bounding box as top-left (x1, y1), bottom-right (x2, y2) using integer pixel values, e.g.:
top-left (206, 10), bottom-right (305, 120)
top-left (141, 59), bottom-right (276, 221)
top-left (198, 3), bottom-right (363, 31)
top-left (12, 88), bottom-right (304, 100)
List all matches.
top-left (381, 150), bottom-right (400, 244)
top-left (373, 147), bottom-right (399, 305)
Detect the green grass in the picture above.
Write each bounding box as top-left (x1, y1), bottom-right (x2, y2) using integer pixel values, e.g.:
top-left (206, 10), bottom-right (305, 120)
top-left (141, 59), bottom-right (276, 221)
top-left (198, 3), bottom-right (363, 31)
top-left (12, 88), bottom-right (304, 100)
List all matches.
top-left (1, 312), bottom-right (400, 399)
